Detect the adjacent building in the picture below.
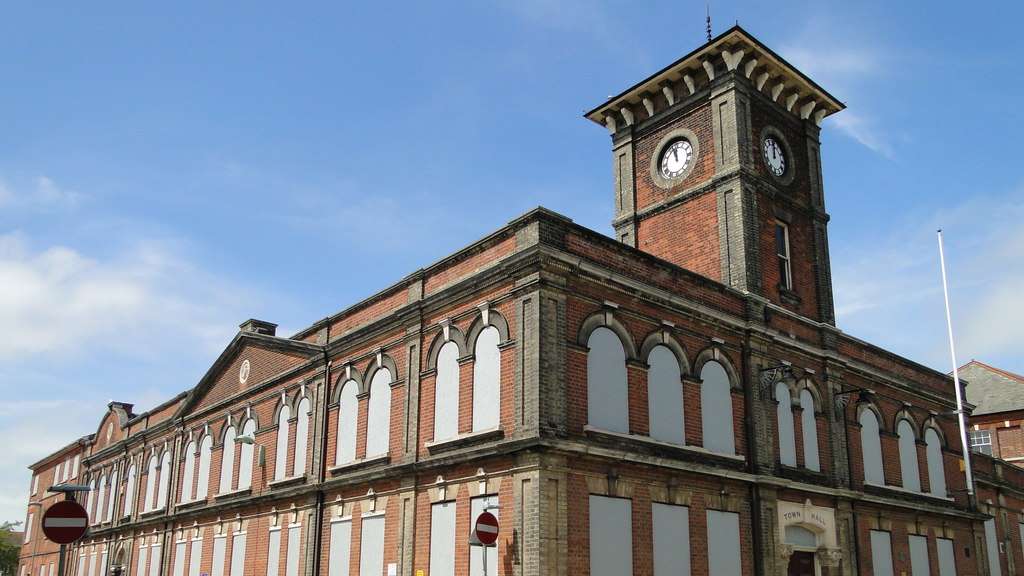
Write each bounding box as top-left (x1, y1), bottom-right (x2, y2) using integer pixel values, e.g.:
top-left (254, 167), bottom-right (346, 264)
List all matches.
top-left (17, 26), bottom-right (1015, 576)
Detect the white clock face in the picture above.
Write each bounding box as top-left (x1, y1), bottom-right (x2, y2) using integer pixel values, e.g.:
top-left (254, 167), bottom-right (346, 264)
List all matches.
top-left (660, 139), bottom-right (693, 179)
top-left (763, 136), bottom-right (786, 177)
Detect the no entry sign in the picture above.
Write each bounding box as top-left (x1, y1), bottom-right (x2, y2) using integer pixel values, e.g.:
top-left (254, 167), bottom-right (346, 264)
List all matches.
top-left (41, 500), bottom-right (89, 544)
top-left (474, 511), bottom-right (499, 546)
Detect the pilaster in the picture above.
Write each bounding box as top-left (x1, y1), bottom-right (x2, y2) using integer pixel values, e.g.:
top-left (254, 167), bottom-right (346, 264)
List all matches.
top-left (610, 131), bottom-right (637, 247)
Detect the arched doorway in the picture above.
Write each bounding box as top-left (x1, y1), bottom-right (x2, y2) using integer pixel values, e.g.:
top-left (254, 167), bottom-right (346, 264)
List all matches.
top-left (785, 525), bottom-right (819, 576)
top-left (777, 500), bottom-right (843, 576)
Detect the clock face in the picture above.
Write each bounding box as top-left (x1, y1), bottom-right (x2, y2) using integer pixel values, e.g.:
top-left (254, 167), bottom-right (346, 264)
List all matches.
top-left (659, 139), bottom-right (693, 179)
top-left (763, 136), bottom-right (786, 177)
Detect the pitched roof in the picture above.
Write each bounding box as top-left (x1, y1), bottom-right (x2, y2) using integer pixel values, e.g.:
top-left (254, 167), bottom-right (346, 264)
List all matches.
top-left (959, 360), bottom-right (1024, 416)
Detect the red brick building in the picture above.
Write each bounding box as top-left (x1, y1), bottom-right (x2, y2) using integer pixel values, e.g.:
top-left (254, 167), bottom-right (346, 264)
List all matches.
top-left (17, 26), bottom-right (1011, 576)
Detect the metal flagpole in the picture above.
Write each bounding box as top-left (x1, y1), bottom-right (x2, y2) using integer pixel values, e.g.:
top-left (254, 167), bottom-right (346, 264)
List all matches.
top-left (937, 229), bottom-right (975, 498)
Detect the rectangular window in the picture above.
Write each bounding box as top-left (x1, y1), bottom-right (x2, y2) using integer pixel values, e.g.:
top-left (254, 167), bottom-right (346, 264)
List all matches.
top-left (653, 503), bottom-right (690, 576)
top-left (211, 537), bottom-right (226, 576)
top-left (359, 515), bottom-right (384, 576)
top-left (99, 551), bottom-right (108, 576)
top-left (265, 530), bottom-right (280, 576)
top-left (79, 550), bottom-right (89, 576)
top-left (32, 475), bottom-right (39, 495)
top-left (25, 513), bottom-right (32, 543)
top-left (937, 537), bottom-right (957, 576)
top-left (40, 566), bottom-right (46, 576)
top-left (470, 496), bottom-right (498, 576)
top-left (188, 538), bottom-right (202, 576)
top-left (971, 429), bottom-right (993, 455)
top-left (909, 534), bottom-right (930, 576)
top-left (49, 563), bottom-right (55, 576)
top-left (72, 455), bottom-right (80, 478)
top-left (707, 510), bottom-right (740, 576)
top-left (229, 533), bottom-right (246, 576)
top-left (430, 502), bottom-right (456, 576)
top-left (870, 530), bottom-right (894, 576)
top-left (135, 547), bottom-right (148, 576)
top-left (327, 520), bottom-right (351, 576)
top-left (171, 541), bottom-right (186, 576)
top-left (984, 519), bottom-right (1002, 576)
top-left (589, 495), bottom-right (632, 576)
top-left (775, 222), bottom-right (792, 290)
top-left (149, 545), bottom-right (162, 576)
top-left (285, 525), bottom-right (301, 576)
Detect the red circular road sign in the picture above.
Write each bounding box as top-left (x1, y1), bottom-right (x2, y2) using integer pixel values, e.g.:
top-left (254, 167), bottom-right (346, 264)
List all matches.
top-left (474, 511), bottom-right (499, 546)
top-left (41, 500), bottom-right (89, 544)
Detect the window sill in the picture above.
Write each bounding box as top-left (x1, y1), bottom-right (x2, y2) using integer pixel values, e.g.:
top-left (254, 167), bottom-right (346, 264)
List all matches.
top-left (778, 286), bottom-right (802, 306)
top-left (863, 481), bottom-right (955, 502)
top-left (268, 475), bottom-right (306, 489)
top-left (214, 487), bottom-right (252, 502)
top-left (138, 507), bottom-right (166, 519)
top-left (426, 428), bottom-right (505, 454)
top-left (582, 426), bottom-right (746, 463)
top-left (175, 498), bottom-right (208, 511)
top-left (329, 455), bottom-right (390, 475)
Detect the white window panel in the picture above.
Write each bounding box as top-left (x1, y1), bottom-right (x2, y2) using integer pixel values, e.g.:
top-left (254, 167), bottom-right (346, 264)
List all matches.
top-left (647, 345), bottom-right (684, 446)
top-left (860, 410), bottom-right (885, 485)
top-left (470, 496), bottom-right (498, 576)
top-left (181, 442), bottom-right (196, 502)
top-left (653, 503), bottom-right (690, 576)
top-left (219, 427), bottom-right (236, 494)
top-left (472, 326), bottom-right (501, 432)
top-left (229, 533), bottom-right (247, 576)
top-left (72, 455), bottom-right (80, 478)
top-left (157, 452), bottom-right (172, 508)
top-left (985, 519), bottom-right (1001, 576)
top-left (336, 381), bottom-right (359, 465)
top-left (188, 540), bottom-right (202, 576)
top-left (434, 341), bottom-right (461, 442)
top-left (265, 530), bottom-right (280, 576)
top-left (196, 435), bottom-right (213, 501)
top-left (587, 328), bottom-right (629, 434)
top-left (327, 520), bottom-right (350, 576)
top-left (106, 471), bottom-right (118, 522)
top-left (365, 369), bottom-right (392, 458)
top-left (285, 525), bottom-right (301, 576)
top-left (925, 428), bottom-right (946, 497)
top-left (293, 397), bottom-right (311, 477)
top-left (171, 542), bottom-right (186, 576)
top-left (24, 513), bottom-right (32, 543)
top-left (700, 361), bottom-right (735, 455)
top-left (909, 534), bottom-right (930, 576)
top-left (707, 510), bottom-right (740, 576)
top-left (144, 456), bottom-right (158, 511)
top-left (275, 405), bottom-right (291, 481)
top-left (94, 475), bottom-right (107, 525)
top-left (776, 382), bottom-right (796, 467)
top-left (78, 549), bottom-right (88, 576)
top-left (937, 537), bottom-right (957, 576)
top-left (430, 502), bottom-right (456, 576)
top-left (149, 545), bottom-right (162, 576)
top-left (50, 563), bottom-right (55, 576)
top-left (589, 495), bottom-right (632, 576)
top-left (897, 420), bottom-right (921, 492)
top-left (123, 465), bottom-right (137, 516)
top-left (359, 515), bottom-right (385, 576)
top-left (211, 537), bottom-right (226, 576)
top-left (238, 420), bottom-right (256, 490)
top-left (799, 389), bottom-right (820, 471)
top-left (870, 530), bottom-right (894, 576)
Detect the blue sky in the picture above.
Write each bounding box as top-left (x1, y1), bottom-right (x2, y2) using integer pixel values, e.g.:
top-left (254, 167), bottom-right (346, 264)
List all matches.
top-left (2, 1), bottom-right (1022, 522)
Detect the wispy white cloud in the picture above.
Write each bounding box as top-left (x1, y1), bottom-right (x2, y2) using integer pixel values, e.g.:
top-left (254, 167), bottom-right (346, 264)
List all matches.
top-left (829, 111), bottom-right (895, 159)
top-left (0, 175), bottom-right (83, 210)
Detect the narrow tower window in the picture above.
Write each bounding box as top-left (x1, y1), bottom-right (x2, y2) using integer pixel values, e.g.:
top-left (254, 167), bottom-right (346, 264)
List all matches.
top-left (775, 221), bottom-right (792, 290)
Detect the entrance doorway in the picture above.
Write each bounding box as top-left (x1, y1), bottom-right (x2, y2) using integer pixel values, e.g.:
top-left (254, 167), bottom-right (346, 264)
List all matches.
top-left (787, 551), bottom-right (815, 576)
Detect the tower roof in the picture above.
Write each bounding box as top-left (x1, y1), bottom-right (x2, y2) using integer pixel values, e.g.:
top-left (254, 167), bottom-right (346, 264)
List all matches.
top-left (585, 25), bottom-right (845, 131)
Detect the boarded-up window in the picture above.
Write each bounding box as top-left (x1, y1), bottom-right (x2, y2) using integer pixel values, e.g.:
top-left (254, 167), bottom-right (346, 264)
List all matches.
top-left (99, 553), bottom-right (107, 576)
top-left (784, 525), bottom-right (816, 548)
top-left (984, 519), bottom-right (1002, 576)
top-left (701, 361), bottom-right (735, 455)
top-left (149, 545), bottom-right (162, 576)
top-left (800, 389), bottom-right (820, 471)
top-left (123, 465), bottom-right (136, 517)
top-left (133, 545), bottom-right (146, 576)
top-left (171, 541), bottom-right (186, 576)
top-left (435, 341), bottom-right (461, 441)
top-left (470, 496), bottom-right (498, 576)
top-left (219, 427), bottom-right (236, 494)
top-left (285, 525), bottom-right (301, 576)
top-left (430, 502), bottom-right (456, 576)
top-left (653, 503), bottom-right (690, 576)
top-left (648, 346), bottom-right (684, 445)
top-left (157, 452), bottom-right (171, 508)
top-left (196, 435), bottom-right (213, 501)
top-left (182, 441), bottom-right (196, 501)
top-left (229, 533), bottom-right (246, 576)
top-left (336, 381), bottom-right (359, 465)
top-left (95, 475), bottom-right (107, 525)
top-left (327, 520), bottom-right (350, 576)
top-left (776, 383), bottom-right (796, 467)
top-left (589, 495), bottom-right (632, 576)
top-left (188, 538), bottom-right (202, 576)
top-left (870, 530), bottom-right (894, 576)
top-left (211, 537), bottom-right (226, 576)
top-left (359, 515), bottom-right (385, 576)
top-left (238, 419), bottom-right (256, 489)
top-left (937, 537), bottom-right (957, 576)
top-left (366, 369), bottom-right (392, 458)
top-left (265, 529), bottom-right (280, 576)
top-left (294, 397), bottom-right (311, 476)
top-left (587, 327), bottom-right (629, 434)
top-left (860, 410), bottom-right (885, 485)
top-left (275, 405), bottom-right (291, 481)
top-left (909, 534), bottom-right (929, 576)
top-left (472, 326), bottom-right (501, 432)
top-left (898, 420), bottom-right (921, 492)
top-left (925, 428), bottom-right (946, 497)
top-left (707, 510), bottom-right (740, 576)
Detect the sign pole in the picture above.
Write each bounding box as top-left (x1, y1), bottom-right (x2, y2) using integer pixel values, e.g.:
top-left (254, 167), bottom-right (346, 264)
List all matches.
top-left (57, 545), bottom-right (66, 576)
top-left (482, 544), bottom-right (487, 576)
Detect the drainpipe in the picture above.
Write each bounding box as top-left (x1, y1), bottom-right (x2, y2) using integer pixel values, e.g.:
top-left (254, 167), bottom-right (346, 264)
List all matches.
top-left (740, 336), bottom-right (765, 576)
top-left (310, 320), bottom-right (331, 576)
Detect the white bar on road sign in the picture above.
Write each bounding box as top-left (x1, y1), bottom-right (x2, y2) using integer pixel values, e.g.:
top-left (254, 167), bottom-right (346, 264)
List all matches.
top-left (44, 518), bottom-right (88, 528)
top-left (477, 524), bottom-right (498, 534)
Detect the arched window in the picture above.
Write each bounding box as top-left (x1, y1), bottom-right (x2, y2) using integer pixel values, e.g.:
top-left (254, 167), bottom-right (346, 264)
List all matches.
top-left (859, 409), bottom-right (885, 485)
top-left (700, 360), bottom-right (735, 454)
top-left (294, 397), bottom-right (311, 476)
top-left (219, 426), bottom-right (236, 494)
top-left (94, 476), bottom-right (106, 524)
top-left (336, 380), bottom-right (359, 465)
top-left (897, 419), bottom-right (921, 492)
top-left (274, 404), bottom-right (291, 481)
top-left (647, 345), bottom-right (683, 445)
top-left (156, 451), bottom-right (171, 509)
top-left (434, 341), bottom-right (461, 441)
top-left (587, 327), bottom-right (629, 434)
top-left (105, 470), bottom-right (118, 522)
top-left (237, 419), bottom-right (256, 489)
top-left (776, 383), bottom-right (796, 467)
top-left (784, 525), bottom-right (818, 548)
top-left (472, 326), bottom-right (501, 432)
top-left (123, 464), bottom-right (136, 517)
top-left (85, 477), bottom-right (96, 518)
top-left (181, 441), bottom-right (196, 502)
top-left (144, 455), bottom-right (158, 512)
top-left (366, 368), bottom-right (392, 458)
top-left (925, 428), bottom-right (946, 497)
top-left (196, 435), bottom-right (212, 500)
top-left (800, 389), bottom-right (820, 472)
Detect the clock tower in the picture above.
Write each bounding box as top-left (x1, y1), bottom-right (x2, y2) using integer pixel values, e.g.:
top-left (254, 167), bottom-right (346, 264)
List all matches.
top-left (586, 26), bottom-right (844, 325)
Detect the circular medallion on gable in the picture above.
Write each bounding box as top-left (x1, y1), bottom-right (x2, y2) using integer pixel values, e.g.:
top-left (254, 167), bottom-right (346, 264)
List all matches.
top-left (239, 360), bottom-right (251, 384)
